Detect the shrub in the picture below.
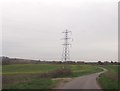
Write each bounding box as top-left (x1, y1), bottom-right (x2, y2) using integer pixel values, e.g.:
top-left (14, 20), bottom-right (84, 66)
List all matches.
top-left (48, 68), bottom-right (72, 78)
top-left (38, 68), bottom-right (72, 78)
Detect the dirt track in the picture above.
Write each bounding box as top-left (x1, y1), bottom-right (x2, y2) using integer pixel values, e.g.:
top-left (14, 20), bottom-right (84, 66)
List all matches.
top-left (56, 67), bottom-right (107, 89)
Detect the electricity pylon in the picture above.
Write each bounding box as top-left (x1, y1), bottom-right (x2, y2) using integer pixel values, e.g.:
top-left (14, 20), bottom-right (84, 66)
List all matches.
top-left (62, 29), bottom-right (72, 62)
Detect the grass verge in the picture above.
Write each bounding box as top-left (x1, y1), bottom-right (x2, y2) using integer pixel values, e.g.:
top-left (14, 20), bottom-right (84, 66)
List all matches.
top-left (3, 78), bottom-right (58, 89)
top-left (98, 65), bottom-right (119, 91)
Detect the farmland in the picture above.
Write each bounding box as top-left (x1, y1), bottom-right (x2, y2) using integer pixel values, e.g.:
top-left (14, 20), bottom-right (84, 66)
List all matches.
top-left (2, 64), bottom-right (103, 76)
top-left (2, 63), bottom-right (119, 89)
top-left (3, 64), bottom-right (103, 89)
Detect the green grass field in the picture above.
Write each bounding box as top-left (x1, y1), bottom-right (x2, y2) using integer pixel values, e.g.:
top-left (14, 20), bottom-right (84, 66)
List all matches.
top-left (2, 64), bottom-right (102, 76)
top-left (3, 64), bottom-right (103, 89)
top-left (3, 64), bottom-right (63, 74)
top-left (99, 65), bottom-right (119, 91)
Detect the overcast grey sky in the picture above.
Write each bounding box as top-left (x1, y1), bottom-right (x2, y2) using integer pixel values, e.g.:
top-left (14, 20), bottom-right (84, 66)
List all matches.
top-left (1, 0), bottom-right (118, 62)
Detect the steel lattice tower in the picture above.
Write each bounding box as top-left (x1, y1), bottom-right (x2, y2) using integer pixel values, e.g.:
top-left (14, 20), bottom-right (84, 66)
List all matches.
top-left (62, 29), bottom-right (72, 62)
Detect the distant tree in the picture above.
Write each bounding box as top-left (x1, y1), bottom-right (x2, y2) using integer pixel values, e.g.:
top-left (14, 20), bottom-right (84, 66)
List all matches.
top-left (114, 61), bottom-right (118, 64)
top-left (104, 61), bottom-right (109, 65)
top-left (2, 56), bottom-right (10, 65)
top-left (111, 61), bottom-right (113, 64)
top-left (98, 61), bottom-right (103, 65)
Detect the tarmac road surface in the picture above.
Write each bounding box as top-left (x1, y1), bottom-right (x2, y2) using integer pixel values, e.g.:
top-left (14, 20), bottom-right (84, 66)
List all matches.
top-left (57, 67), bottom-right (107, 89)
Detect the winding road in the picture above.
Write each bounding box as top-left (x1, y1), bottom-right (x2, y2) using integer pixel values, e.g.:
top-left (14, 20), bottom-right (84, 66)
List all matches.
top-left (57, 67), bottom-right (107, 89)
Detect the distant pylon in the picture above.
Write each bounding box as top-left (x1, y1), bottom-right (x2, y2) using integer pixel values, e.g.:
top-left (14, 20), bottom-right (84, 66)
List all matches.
top-left (62, 29), bottom-right (72, 62)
